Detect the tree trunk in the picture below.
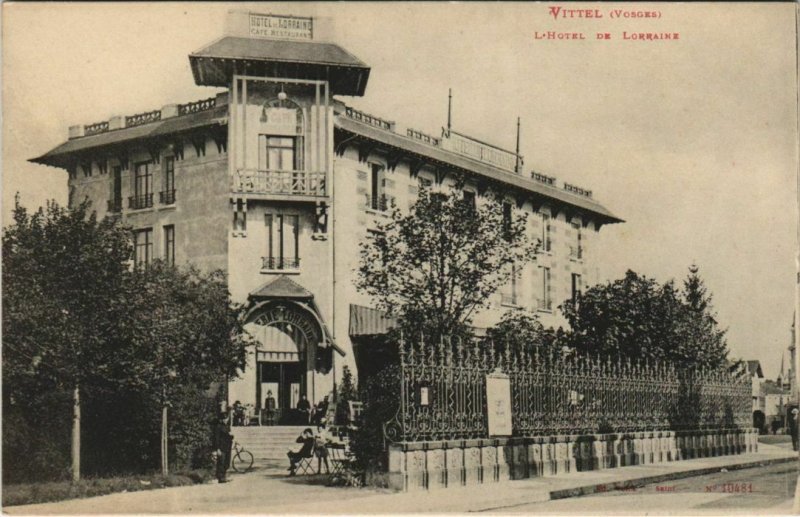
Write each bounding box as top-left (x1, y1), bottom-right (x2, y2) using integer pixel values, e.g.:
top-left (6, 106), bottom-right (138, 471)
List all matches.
top-left (161, 404), bottom-right (168, 476)
top-left (71, 384), bottom-right (80, 483)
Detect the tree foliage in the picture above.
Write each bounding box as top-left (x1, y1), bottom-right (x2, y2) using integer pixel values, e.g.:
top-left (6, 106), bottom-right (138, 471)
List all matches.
top-left (357, 185), bottom-right (538, 341)
top-left (485, 310), bottom-right (558, 353)
top-left (335, 365), bottom-right (358, 425)
top-left (559, 268), bottom-right (728, 368)
top-left (2, 198), bottom-right (250, 482)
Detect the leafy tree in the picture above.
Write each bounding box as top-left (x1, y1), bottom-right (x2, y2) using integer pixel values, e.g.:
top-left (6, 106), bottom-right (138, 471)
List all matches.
top-left (486, 310), bottom-right (554, 354)
top-left (559, 269), bottom-right (729, 368)
top-left (3, 198), bottom-right (251, 482)
top-left (3, 198), bottom-right (132, 482)
top-left (357, 184), bottom-right (538, 341)
top-left (335, 365), bottom-right (358, 425)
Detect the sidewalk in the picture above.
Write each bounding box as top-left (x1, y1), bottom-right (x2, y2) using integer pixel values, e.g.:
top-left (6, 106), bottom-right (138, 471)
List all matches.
top-left (5, 443), bottom-right (796, 515)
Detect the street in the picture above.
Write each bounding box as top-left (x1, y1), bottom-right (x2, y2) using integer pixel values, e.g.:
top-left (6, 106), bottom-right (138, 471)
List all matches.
top-left (504, 462), bottom-right (799, 514)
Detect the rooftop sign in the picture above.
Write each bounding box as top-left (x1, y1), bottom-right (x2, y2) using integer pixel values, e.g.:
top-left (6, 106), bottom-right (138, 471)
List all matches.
top-left (441, 128), bottom-right (522, 173)
top-left (248, 13), bottom-right (313, 41)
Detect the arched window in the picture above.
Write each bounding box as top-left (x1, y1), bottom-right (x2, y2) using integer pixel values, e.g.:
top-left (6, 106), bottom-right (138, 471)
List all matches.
top-left (259, 97), bottom-right (305, 171)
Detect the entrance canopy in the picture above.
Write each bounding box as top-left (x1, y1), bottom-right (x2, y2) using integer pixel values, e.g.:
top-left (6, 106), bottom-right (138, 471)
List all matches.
top-left (246, 275), bottom-right (344, 356)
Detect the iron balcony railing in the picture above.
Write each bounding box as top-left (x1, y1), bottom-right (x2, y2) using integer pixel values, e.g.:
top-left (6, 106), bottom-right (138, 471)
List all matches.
top-left (261, 256), bottom-right (301, 270)
top-left (233, 169), bottom-right (326, 197)
top-left (365, 194), bottom-right (389, 212)
top-left (107, 198), bottom-right (123, 212)
top-left (128, 193), bottom-right (154, 210)
top-left (569, 246), bottom-right (583, 260)
top-left (160, 190), bottom-right (176, 205)
top-left (501, 293), bottom-right (518, 306)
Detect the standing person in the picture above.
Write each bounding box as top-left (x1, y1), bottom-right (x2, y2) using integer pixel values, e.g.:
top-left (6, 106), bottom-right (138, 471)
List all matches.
top-left (314, 422), bottom-right (331, 474)
top-left (297, 394), bottom-right (312, 424)
top-left (213, 414), bottom-right (234, 483)
top-left (790, 408), bottom-right (799, 451)
top-left (286, 428), bottom-right (315, 476)
top-left (264, 390), bottom-right (277, 426)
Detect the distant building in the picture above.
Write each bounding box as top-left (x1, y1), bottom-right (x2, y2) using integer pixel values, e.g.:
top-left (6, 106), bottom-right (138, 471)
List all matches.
top-left (762, 379), bottom-right (790, 432)
top-left (29, 12), bottom-right (622, 423)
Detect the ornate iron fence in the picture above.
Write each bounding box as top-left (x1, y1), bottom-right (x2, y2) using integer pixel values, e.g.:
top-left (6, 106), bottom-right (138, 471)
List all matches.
top-left (381, 336), bottom-right (750, 443)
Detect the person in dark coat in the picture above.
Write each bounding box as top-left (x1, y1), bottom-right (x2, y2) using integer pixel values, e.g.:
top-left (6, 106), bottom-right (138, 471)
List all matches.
top-left (297, 394), bottom-right (311, 424)
top-left (790, 408), bottom-right (799, 451)
top-left (286, 428), bottom-right (315, 476)
top-left (213, 414), bottom-right (234, 483)
top-left (264, 390), bottom-right (277, 425)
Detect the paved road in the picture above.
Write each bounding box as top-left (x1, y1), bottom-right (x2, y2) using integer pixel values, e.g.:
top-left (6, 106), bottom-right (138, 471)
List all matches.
top-left (503, 462), bottom-right (799, 514)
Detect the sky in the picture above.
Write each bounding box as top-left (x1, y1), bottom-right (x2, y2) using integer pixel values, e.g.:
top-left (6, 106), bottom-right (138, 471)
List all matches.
top-left (4, 3), bottom-right (797, 379)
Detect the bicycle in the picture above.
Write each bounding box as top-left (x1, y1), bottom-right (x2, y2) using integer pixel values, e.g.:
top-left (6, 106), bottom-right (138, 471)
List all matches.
top-left (231, 441), bottom-right (254, 473)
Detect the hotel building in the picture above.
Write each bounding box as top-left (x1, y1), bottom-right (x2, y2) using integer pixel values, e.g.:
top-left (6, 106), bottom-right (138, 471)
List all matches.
top-left (31, 12), bottom-right (622, 424)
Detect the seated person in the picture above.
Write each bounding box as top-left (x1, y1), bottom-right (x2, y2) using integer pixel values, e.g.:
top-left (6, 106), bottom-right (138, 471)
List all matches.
top-left (296, 394), bottom-right (312, 424)
top-left (232, 400), bottom-right (245, 427)
top-left (287, 428), bottom-right (315, 476)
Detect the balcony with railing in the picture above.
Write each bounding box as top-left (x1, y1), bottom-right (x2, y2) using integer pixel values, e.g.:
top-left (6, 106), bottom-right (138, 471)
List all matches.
top-left (233, 170), bottom-right (326, 199)
top-left (107, 198), bottom-right (123, 213)
top-left (160, 190), bottom-right (176, 205)
top-left (569, 246), bottom-right (583, 260)
top-left (261, 256), bottom-right (301, 271)
top-left (501, 293), bottom-right (518, 307)
top-left (128, 193), bottom-right (154, 210)
top-left (365, 193), bottom-right (389, 212)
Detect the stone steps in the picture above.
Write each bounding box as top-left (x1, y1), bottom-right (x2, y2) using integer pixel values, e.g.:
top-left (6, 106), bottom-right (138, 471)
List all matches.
top-left (231, 426), bottom-right (314, 463)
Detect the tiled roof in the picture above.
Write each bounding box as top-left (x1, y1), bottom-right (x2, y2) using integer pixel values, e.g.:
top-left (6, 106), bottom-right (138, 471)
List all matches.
top-left (335, 114), bottom-right (623, 225)
top-left (189, 37), bottom-right (370, 95)
top-left (249, 275), bottom-right (314, 300)
top-left (30, 105), bottom-right (227, 168)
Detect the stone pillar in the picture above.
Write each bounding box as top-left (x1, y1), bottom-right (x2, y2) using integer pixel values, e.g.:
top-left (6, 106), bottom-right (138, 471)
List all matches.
top-left (463, 441), bottom-right (482, 485)
top-left (445, 442), bottom-right (465, 487)
top-left (496, 439), bottom-right (511, 482)
top-left (481, 440), bottom-right (499, 483)
top-left (529, 439), bottom-right (543, 478)
top-left (592, 437), bottom-right (606, 470)
top-left (510, 439), bottom-right (528, 480)
top-left (407, 447), bottom-right (427, 491)
top-left (565, 436), bottom-right (577, 473)
top-left (426, 445), bottom-right (446, 490)
top-left (388, 444), bottom-right (407, 491)
top-left (542, 437), bottom-right (556, 476)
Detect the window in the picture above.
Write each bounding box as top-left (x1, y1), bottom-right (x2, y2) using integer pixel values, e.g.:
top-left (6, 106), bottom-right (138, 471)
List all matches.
top-left (264, 136), bottom-right (297, 170)
top-left (539, 267), bottom-right (552, 311)
top-left (264, 213), bottom-right (300, 270)
top-left (571, 273), bottom-right (582, 303)
top-left (131, 162), bottom-right (153, 209)
top-left (570, 222), bottom-right (582, 260)
top-left (463, 190), bottom-right (476, 211)
top-left (164, 225), bottom-right (175, 266)
top-left (368, 163), bottom-right (387, 211)
top-left (233, 199), bottom-right (247, 233)
top-left (134, 229), bottom-right (153, 268)
top-left (502, 263), bottom-right (518, 306)
top-left (109, 166), bottom-right (123, 212)
top-left (161, 157), bottom-right (175, 204)
top-left (502, 202), bottom-right (512, 239)
top-left (540, 213), bottom-right (552, 253)
top-left (83, 163), bottom-right (92, 178)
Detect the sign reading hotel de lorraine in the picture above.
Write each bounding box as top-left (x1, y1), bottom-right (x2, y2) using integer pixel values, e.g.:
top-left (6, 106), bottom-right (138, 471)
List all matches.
top-left (249, 13), bottom-right (313, 41)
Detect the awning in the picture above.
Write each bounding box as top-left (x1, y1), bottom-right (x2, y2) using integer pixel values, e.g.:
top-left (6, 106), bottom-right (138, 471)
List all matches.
top-left (349, 304), bottom-right (397, 337)
top-left (247, 276), bottom-right (345, 356)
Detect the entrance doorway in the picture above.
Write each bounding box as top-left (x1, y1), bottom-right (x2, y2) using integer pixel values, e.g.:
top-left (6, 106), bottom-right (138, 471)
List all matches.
top-left (258, 360), bottom-right (305, 424)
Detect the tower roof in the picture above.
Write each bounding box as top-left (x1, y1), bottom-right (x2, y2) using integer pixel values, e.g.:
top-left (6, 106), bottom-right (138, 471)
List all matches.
top-left (189, 36), bottom-right (370, 96)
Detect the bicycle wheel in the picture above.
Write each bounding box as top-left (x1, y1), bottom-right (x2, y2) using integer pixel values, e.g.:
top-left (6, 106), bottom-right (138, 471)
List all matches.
top-left (231, 449), bottom-right (254, 473)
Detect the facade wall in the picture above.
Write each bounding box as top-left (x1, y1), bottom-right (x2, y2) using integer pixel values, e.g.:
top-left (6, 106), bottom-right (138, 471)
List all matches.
top-left (67, 134), bottom-right (229, 273)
